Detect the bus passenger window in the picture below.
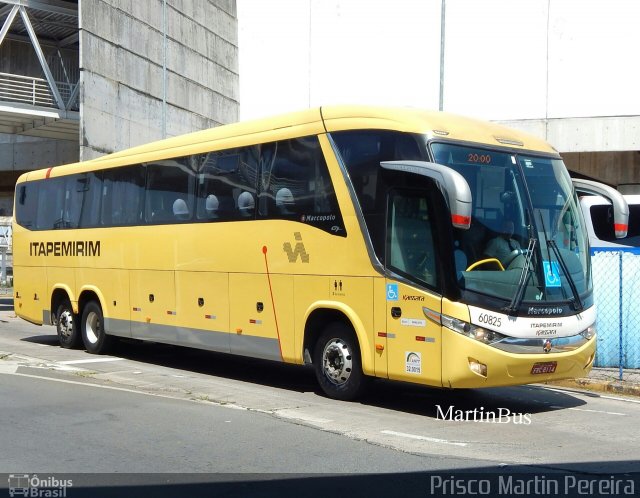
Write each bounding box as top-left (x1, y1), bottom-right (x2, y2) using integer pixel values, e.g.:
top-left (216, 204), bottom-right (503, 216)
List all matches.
top-left (78, 172), bottom-right (103, 228)
top-left (259, 137), bottom-right (339, 222)
top-left (36, 177), bottom-right (65, 230)
top-left (146, 158), bottom-right (196, 224)
top-left (101, 166), bottom-right (145, 226)
top-left (196, 146), bottom-right (259, 222)
top-left (15, 183), bottom-right (38, 229)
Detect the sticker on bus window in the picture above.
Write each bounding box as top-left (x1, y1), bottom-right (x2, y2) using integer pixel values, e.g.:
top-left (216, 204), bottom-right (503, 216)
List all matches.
top-left (405, 352), bottom-right (421, 374)
top-left (386, 284), bottom-right (399, 301)
top-left (543, 261), bottom-right (561, 288)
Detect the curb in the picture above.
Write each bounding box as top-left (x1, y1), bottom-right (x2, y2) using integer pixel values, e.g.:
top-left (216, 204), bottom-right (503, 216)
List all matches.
top-left (547, 378), bottom-right (640, 397)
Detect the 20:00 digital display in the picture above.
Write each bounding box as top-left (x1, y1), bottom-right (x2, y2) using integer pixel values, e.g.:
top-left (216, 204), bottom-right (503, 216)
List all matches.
top-left (467, 153), bottom-right (492, 164)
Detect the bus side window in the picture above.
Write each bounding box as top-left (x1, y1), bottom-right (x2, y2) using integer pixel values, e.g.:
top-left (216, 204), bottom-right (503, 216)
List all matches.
top-left (101, 166), bottom-right (145, 226)
top-left (36, 177), bottom-right (65, 230)
top-left (62, 174), bottom-right (86, 229)
top-left (145, 158), bottom-right (197, 224)
top-left (15, 182), bottom-right (38, 229)
top-left (197, 146), bottom-right (259, 221)
top-left (78, 172), bottom-right (103, 228)
top-left (258, 136), bottom-right (338, 219)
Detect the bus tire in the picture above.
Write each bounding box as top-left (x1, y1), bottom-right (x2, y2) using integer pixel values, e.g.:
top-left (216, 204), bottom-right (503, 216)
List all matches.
top-left (56, 301), bottom-right (81, 349)
top-left (313, 322), bottom-right (368, 401)
top-left (81, 301), bottom-right (112, 354)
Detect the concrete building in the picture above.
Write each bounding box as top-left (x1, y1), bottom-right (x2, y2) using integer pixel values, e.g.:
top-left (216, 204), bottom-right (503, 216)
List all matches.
top-left (0, 0), bottom-right (239, 216)
top-left (238, 0), bottom-right (639, 191)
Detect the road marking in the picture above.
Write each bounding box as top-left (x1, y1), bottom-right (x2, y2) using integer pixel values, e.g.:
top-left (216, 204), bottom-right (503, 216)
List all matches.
top-left (381, 430), bottom-right (468, 447)
top-left (57, 358), bottom-right (125, 365)
top-left (550, 406), bottom-right (625, 416)
top-left (0, 362), bottom-right (18, 374)
top-left (599, 394), bottom-right (640, 405)
top-left (541, 385), bottom-right (640, 404)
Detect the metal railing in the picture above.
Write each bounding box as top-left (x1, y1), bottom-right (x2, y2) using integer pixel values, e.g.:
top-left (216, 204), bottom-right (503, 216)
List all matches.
top-left (0, 71), bottom-right (78, 110)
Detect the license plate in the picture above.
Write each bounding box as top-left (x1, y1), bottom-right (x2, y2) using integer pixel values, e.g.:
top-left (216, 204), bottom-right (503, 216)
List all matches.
top-left (531, 361), bottom-right (557, 375)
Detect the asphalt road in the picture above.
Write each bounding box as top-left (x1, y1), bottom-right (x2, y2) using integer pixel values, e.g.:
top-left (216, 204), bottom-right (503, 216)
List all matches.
top-left (1, 298), bottom-right (639, 496)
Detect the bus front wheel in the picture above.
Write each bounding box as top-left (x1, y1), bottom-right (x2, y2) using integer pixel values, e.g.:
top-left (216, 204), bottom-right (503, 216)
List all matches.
top-left (313, 323), bottom-right (367, 401)
top-left (56, 301), bottom-right (81, 349)
top-left (81, 301), bottom-right (113, 354)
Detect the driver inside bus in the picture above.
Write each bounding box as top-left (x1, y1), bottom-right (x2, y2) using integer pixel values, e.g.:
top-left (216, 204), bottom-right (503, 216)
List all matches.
top-left (484, 219), bottom-right (522, 268)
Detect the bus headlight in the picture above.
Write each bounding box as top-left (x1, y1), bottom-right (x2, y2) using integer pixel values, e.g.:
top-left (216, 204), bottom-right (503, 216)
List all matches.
top-left (580, 325), bottom-right (596, 340)
top-left (441, 315), bottom-right (506, 345)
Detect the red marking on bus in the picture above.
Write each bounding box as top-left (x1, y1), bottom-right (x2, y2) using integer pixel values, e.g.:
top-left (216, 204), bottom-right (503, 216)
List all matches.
top-left (415, 336), bottom-right (426, 342)
top-left (45, 167), bottom-right (53, 179)
top-left (262, 246), bottom-right (283, 360)
top-left (614, 223), bottom-right (628, 232)
top-left (377, 332), bottom-right (387, 337)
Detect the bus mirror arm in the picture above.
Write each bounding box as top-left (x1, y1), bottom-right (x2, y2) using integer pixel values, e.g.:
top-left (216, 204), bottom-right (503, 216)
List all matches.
top-left (381, 161), bottom-right (472, 230)
top-left (572, 179), bottom-right (629, 238)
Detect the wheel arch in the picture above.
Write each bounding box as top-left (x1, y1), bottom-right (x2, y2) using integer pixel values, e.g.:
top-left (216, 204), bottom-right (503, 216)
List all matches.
top-left (50, 285), bottom-right (76, 324)
top-left (78, 286), bottom-right (106, 318)
top-left (302, 301), bottom-right (373, 376)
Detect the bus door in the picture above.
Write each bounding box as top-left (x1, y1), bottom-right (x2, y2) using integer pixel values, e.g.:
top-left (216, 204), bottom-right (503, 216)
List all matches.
top-left (384, 190), bottom-right (443, 386)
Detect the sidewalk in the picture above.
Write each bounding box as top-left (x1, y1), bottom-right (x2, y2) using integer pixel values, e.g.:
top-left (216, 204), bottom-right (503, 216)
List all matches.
top-left (548, 367), bottom-right (640, 397)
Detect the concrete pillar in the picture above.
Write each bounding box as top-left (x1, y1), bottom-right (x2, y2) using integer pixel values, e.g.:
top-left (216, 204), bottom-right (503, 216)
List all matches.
top-left (79, 0), bottom-right (239, 160)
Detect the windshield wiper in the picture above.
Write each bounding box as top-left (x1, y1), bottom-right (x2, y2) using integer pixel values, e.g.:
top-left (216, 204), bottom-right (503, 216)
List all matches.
top-left (538, 212), bottom-right (584, 312)
top-left (503, 237), bottom-right (536, 316)
top-left (548, 239), bottom-right (583, 311)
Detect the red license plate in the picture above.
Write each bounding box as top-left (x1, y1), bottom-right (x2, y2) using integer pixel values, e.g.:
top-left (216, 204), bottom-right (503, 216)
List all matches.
top-left (531, 361), bottom-right (557, 375)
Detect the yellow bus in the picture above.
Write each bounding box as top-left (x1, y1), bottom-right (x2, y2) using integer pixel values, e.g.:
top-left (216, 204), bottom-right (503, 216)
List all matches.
top-left (12, 106), bottom-right (620, 400)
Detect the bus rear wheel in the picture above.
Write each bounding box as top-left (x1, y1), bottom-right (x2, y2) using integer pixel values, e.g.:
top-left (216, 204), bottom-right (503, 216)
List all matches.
top-left (81, 301), bottom-right (113, 354)
top-left (313, 323), bottom-right (368, 401)
top-left (56, 301), bottom-right (81, 349)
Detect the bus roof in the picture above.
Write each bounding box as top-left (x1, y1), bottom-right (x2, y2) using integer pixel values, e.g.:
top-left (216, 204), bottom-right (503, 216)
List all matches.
top-left (18, 105), bottom-right (558, 182)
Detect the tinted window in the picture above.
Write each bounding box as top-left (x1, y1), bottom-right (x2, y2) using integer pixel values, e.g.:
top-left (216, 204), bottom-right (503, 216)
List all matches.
top-left (36, 177), bottom-right (65, 230)
top-left (259, 137), bottom-right (344, 234)
top-left (146, 157), bottom-right (198, 223)
top-left (61, 175), bottom-right (87, 229)
top-left (196, 146), bottom-right (259, 221)
top-left (15, 182), bottom-right (38, 229)
top-left (101, 166), bottom-right (145, 226)
top-left (332, 130), bottom-right (424, 252)
top-left (387, 190), bottom-right (438, 289)
top-left (78, 172), bottom-right (103, 228)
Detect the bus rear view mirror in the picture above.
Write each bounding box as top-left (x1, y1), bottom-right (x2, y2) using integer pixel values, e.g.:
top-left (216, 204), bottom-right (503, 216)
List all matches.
top-left (572, 179), bottom-right (629, 238)
top-left (381, 160), bottom-right (472, 230)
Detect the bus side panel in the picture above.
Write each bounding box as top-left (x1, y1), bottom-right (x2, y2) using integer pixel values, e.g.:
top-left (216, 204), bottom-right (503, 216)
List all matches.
top-left (175, 271), bottom-right (230, 352)
top-left (130, 270), bottom-right (177, 340)
top-left (76, 268), bottom-right (131, 337)
top-left (13, 266), bottom-right (47, 325)
top-left (294, 275), bottom-right (375, 376)
top-left (267, 273), bottom-right (295, 363)
top-left (229, 272), bottom-right (289, 362)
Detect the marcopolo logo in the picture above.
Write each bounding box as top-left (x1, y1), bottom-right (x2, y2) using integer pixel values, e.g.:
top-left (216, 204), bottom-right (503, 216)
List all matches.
top-left (8, 474), bottom-right (73, 497)
top-left (29, 241), bottom-right (100, 257)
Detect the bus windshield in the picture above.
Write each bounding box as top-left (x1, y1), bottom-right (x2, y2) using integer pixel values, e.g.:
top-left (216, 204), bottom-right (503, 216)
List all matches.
top-left (431, 143), bottom-right (591, 305)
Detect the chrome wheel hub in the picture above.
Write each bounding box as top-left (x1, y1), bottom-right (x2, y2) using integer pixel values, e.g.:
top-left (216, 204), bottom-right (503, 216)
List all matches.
top-left (58, 310), bottom-right (74, 338)
top-left (322, 338), bottom-right (353, 385)
top-left (85, 311), bottom-right (101, 344)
